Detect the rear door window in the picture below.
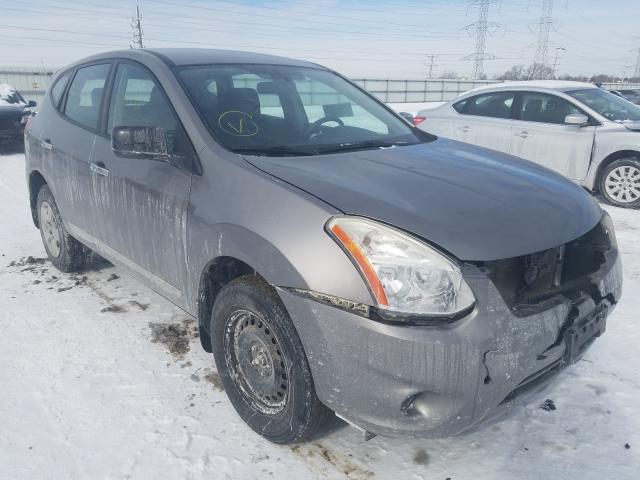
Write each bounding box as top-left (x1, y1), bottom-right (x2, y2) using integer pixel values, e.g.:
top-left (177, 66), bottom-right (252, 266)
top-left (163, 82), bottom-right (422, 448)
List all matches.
top-left (455, 91), bottom-right (515, 119)
top-left (64, 63), bottom-right (110, 130)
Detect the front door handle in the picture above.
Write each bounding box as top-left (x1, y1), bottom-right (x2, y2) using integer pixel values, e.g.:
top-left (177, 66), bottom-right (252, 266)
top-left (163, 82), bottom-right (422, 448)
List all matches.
top-left (42, 138), bottom-right (53, 150)
top-left (458, 125), bottom-right (470, 133)
top-left (516, 130), bottom-right (531, 139)
top-left (90, 162), bottom-right (109, 177)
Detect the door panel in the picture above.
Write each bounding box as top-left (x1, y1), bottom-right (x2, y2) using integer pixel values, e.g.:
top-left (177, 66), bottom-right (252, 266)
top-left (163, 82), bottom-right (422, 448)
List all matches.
top-left (89, 61), bottom-right (194, 299)
top-left (48, 63), bottom-right (111, 234)
top-left (449, 90), bottom-right (516, 154)
top-left (461, 116), bottom-right (513, 153)
top-left (509, 92), bottom-right (595, 180)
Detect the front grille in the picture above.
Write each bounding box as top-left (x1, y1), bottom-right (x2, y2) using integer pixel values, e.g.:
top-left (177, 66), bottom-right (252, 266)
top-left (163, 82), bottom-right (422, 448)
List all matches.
top-left (482, 216), bottom-right (615, 314)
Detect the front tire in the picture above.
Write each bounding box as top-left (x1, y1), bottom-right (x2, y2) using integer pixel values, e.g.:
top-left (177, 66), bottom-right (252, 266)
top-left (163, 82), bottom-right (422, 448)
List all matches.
top-left (36, 185), bottom-right (87, 272)
top-left (211, 275), bottom-right (330, 444)
top-left (599, 158), bottom-right (640, 208)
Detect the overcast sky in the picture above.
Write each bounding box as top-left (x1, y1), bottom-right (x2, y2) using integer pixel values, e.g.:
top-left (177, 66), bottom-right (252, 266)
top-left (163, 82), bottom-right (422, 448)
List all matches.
top-left (0, 0), bottom-right (638, 79)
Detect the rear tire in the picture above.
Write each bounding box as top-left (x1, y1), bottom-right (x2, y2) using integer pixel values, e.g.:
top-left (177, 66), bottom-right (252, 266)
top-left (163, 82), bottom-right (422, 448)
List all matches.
top-left (599, 157), bottom-right (640, 208)
top-left (36, 185), bottom-right (87, 272)
top-left (211, 275), bottom-right (331, 444)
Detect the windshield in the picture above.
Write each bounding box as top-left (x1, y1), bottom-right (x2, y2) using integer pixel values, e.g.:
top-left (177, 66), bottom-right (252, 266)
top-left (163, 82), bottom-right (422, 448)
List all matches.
top-left (567, 88), bottom-right (640, 122)
top-left (177, 64), bottom-right (427, 156)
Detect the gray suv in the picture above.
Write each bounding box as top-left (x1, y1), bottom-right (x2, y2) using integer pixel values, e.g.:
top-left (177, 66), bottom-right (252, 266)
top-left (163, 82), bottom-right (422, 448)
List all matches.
top-left (25, 49), bottom-right (622, 443)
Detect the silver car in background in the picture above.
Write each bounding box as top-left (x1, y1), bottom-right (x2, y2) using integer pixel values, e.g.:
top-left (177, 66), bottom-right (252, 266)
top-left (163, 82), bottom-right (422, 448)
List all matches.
top-left (418, 81), bottom-right (640, 208)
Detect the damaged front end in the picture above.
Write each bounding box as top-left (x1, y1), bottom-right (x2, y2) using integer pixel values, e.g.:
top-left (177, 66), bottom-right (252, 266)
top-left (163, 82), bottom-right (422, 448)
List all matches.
top-left (278, 211), bottom-right (622, 438)
top-left (472, 211), bottom-right (621, 419)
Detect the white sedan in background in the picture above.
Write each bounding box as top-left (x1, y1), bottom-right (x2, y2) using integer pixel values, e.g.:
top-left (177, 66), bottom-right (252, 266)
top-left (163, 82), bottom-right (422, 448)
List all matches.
top-left (416, 81), bottom-right (640, 208)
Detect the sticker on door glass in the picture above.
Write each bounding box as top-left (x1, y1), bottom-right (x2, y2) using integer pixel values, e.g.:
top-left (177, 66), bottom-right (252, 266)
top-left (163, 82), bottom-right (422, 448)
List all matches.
top-left (218, 111), bottom-right (259, 136)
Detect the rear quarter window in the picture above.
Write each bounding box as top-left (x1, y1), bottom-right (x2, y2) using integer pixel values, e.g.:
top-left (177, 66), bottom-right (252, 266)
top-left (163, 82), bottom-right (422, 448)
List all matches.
top-left (50, 70), bottom-right (72, 109)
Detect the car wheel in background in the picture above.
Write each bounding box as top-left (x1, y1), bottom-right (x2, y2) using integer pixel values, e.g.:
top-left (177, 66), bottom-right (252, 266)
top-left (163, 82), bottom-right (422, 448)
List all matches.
top-left (211, 275), bottom-right (331, 444)
top-left (599, 158), bottom-right (640, 209)
top-left (36, 185), bottom-right (88, 272)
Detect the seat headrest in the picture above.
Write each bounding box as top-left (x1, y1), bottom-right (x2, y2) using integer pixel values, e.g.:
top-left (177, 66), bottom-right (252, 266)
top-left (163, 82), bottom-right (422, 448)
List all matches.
top-left (91, 88), bottom-right (103, 107)
top-left (221, 88), bottom-right (260, 114)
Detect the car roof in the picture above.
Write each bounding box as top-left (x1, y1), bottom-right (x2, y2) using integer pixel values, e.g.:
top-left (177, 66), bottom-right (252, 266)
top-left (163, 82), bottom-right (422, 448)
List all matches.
top-left (462, 80), bottom-right (599, 96)
top-left (63, 48), bottom-right (324, 70)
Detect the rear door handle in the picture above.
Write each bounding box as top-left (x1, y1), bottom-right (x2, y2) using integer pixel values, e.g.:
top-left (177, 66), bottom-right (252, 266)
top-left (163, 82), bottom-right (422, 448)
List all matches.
top-left (90, 162), bottom-right (109, 177)
top-left (516, 130), bottom-right (531, 139)
top-left (458, 126), bottom-right (469, 133)
top-left (42, 138), bottom-right (53, 150)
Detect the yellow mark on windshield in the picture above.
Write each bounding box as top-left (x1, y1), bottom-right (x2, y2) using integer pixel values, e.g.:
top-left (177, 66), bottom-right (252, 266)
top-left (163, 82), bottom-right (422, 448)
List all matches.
top-left (218, 111), bottom-right (259, 137)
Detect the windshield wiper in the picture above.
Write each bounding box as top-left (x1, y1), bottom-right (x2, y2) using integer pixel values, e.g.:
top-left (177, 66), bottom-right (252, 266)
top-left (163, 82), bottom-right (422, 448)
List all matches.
top-left (316, 140), bottom-right (412, 155)
top-left (232, 146), bottom-right (316, 157)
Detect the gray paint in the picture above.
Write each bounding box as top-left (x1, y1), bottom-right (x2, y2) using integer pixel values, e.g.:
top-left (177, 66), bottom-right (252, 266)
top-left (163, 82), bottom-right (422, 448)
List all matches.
top-left (24, 49), bottom-right (623, 438)
top-left (246, 139), bottom-right (602, 261)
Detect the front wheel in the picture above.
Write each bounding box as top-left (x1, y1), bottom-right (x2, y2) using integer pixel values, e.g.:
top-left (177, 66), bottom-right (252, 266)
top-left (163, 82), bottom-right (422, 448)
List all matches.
top-left (599, 158), bottom-right (640, 208)
top-left (211, 276), bottom-right (330, 444)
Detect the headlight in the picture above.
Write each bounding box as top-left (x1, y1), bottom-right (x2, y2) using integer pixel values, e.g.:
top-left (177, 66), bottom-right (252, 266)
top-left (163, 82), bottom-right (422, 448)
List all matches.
top-left (327, 216), bottom-right (475, 316)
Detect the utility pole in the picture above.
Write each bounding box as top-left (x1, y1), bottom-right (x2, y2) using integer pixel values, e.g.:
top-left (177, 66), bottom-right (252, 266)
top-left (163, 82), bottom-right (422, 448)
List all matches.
top-left (552, 46), bottom-right (566, 78)
top-left (425, 54), bottom-right (437, 79)
top-left (131, 5), bottom-right (144, 49)
top-left (633, 47), bottom-right (640, 79)
top-left (534, 0), bottom-right (554, 67)
top-left (464, 0), bottom-right (499, 79)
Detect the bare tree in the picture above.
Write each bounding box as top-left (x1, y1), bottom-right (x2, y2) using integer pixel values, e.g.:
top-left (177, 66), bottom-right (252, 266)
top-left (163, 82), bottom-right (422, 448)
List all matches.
top-left (526, 62), bottom-right (555, 80)
top-left (495, 64), bottom-right (526, 80)
top-left (438, 70), bottom-right (460, 79)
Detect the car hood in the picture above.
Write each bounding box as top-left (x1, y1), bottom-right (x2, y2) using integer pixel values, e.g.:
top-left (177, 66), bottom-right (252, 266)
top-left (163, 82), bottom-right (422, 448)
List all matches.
top-left (0, 103), bottom-right (26, 119)
top-left (244, 138), bottom-right (602, 261)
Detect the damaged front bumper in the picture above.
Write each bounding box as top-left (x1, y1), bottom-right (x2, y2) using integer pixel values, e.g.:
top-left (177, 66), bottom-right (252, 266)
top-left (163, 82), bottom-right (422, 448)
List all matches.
top-left (278, 230), bottom-right (622, 438)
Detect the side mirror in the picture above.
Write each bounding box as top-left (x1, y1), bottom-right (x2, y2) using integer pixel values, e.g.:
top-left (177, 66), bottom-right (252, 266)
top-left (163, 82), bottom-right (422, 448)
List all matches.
top-left (27, 100), bottom-right (37, 108)
top-left (398, 112), bottom-right (414, 124)
top-left (111, 126), bottom-right (169, 160)
top-left (565, 113), bottom-right (588, 126)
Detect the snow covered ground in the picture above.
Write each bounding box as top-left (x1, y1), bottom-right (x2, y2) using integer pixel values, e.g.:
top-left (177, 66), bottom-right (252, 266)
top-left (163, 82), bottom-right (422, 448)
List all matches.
top-left (1, 150), bottom-right (639, 480)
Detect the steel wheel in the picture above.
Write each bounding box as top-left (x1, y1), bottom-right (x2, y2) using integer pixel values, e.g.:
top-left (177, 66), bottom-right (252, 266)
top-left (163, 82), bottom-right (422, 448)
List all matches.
top-left (225, 309), bottom-right (289, 414)
top-left (211, 276), bottom-right (331, 443)
top-left (39, 200), bottom-right (61, 258)
top-left (604, 165), bottom-right (640, 205)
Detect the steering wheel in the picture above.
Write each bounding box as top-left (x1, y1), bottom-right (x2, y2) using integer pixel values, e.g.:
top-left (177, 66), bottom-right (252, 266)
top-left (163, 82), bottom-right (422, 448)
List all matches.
top-left (305, 116), bottom-right (344, 138)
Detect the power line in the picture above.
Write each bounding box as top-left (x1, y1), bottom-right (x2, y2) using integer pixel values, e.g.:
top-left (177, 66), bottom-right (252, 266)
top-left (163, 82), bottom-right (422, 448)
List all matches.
top-left (464, 0), bottom-right (500, 79)
top-left (534, 0), bottom-right (555, 66)
top-left (131, 5), bottom-right (144, 49)
top-left (143, 0), bottom-right (454, 32)
top-left (0, 24), bottom-right (128, 40)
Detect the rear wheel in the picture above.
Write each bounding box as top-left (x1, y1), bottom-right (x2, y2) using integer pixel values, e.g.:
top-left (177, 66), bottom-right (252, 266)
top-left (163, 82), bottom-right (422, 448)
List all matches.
top-left (599, 158), bottom-right (640, 208)
top-left (36, 185), bottom-right (87, 272)
top-left (211, 275), bottom-right (330, 444)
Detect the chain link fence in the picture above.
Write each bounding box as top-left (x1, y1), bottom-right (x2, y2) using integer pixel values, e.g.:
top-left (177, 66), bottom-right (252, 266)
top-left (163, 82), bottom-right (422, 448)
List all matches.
top-left (3, 66), bottom-right (640, 108)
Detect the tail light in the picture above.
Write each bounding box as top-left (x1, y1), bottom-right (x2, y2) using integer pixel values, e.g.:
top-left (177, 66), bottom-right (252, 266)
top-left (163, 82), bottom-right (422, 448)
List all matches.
top-left (413, 116), bottom-right (426, 126)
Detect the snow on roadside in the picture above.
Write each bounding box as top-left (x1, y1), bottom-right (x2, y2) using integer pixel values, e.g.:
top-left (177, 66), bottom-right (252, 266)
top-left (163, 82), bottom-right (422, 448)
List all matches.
top-left (1, 152), bottom-right (639, 479)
